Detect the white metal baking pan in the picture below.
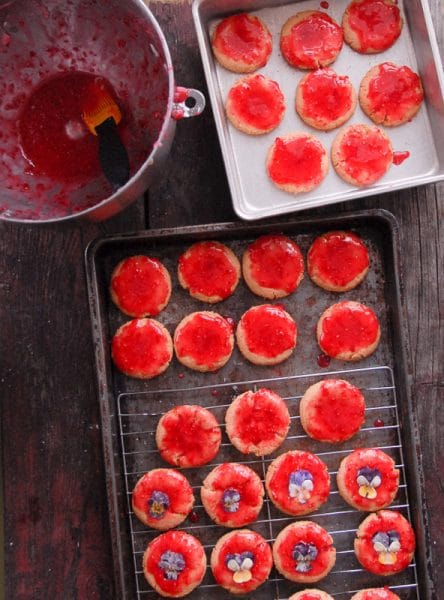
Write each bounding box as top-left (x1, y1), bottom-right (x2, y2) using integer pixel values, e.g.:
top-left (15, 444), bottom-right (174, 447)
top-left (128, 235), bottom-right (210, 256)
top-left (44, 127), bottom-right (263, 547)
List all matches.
top-left (193, 0), bottom-right (444, 220)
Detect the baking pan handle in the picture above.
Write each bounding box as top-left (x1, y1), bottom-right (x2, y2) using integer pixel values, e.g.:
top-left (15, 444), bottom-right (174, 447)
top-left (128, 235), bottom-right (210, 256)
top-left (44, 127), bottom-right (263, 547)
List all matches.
top-left (172, 86), bottom-right (206, 120)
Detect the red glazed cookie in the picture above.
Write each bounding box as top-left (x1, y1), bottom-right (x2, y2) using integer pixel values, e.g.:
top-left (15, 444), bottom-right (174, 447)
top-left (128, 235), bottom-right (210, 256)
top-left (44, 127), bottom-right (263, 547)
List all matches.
top-left (300, 379), bottom-right (365, 443)
top-left (111, 318), bottom-right (173, 379)
top-left (350, 588), bottom-right (401, 600)
top-left (317, 300), bottom-right (381, 361)
top-left (343, 0), bottom-right (403, 54)
top-left (265, 450), bottom-right (330, 516)
top-left (307, 230), bottom-right (370, 292)
top-left (236, 304), bottom-right (297, 366)
top-left (354, 510), bottom-right (416, 576)
top-left (178, 241), bottom-right (240, 303)
top-left (211, 529), bottom-right (273, 594)
top-left (242, 234), bottom-right (304, 299)
top-left (226, 74), bottom-right (285, 135)
top-left (273, 521), bottom-right (336, 583)
top-left (337, 448), bottom-right (400, 511)
top-left (267, 133), bottom-right (329, 194)
top-left (201, 463), bottom-right (264, 528)
top-left (225, 388), bottom-right (290, 456)
top-left (296, 68), bottom-right (357, 131)
top-left (132, 469), bottom-right (194, 530)
top-left (280, 11), bottom-right (343, 69)
top-left (332, 124), bottom-right (393, 187)
top-left (174, 311), bottom-right (234, 372)
top-left (212, 13), bottom-right (272, 73)
top-left (143, 530), bottom-right (206, 597)
top-left (360, 62), bottom-right (424, 127)
top-left (156, 405), bottom-right (221, 468)
top-left (289, 591), bottom-right (334, 600)
top-left (110, 255), bottom-right (172, 317)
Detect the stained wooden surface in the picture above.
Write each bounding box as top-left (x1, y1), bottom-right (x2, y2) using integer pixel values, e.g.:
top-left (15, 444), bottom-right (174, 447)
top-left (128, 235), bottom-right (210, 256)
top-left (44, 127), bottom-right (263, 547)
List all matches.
top-left (0, 1), bottom-right (442, 599)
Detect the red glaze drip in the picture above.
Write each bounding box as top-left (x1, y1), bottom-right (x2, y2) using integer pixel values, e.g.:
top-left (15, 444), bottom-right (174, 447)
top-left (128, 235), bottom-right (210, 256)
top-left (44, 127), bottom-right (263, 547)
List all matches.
top-left (317, 353), bottom-right (331, 368)
top-left (281, 12), bottom-right (343, 69)
top-left (246, 235), bottom-right (304, 294)
top-left (112, 319), bottom-right (171, 378)
top-left (178, 241), bottom-right (239, 301)
top-left (319, 301), bottom-right (380, 357)
top-left (175, 313), bottom-right (233, 369)
top-left (354, 588), bottom-right (400, 600)
top-left (300, 69), bottom-right (354, 123)
top-left (178, 373), bottom-right (185, 379)
top-left (19, 72), bottom-right (124, 180)
top-left (320, 1), bottom-right (329, 7)
top-left (111, 256), bottom-right (170, 317)
top-left (337, 126), bottom-right (392, 185)
top-left (132, 470), bottom-right (193, 523)
top-left (308, 231), bottom-right (369, 288)
top-left (393, 150), bottom-right (410, 165)
top-left (240, 305), bottom-right (296, 358)
top-left (211, 389), bottom-right (220, 397)
top-left (268, 135), bottom-right (326, 187)
top-left (188, 511), bottom-right (199, 523)
top-left (213, 13), bottom-right (272, 66)
top-left (374, 418), bottom-right (385, 427)
top-left (347, 0), bottom-right (402, 52)
top-left (228, 74), bottom-right (285, 131)
top-left (276, 522), bottom-right (334, 577)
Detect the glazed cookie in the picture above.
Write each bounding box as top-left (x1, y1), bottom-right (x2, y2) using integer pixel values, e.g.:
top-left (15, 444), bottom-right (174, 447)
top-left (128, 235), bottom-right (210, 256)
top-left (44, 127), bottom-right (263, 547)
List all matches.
top-left (280, 11), bottom-right (343, 69)
top-left (359, 62), bottom-right (424, 127)
top-left (317, 300), bottom-right (381, 361)
top-left (226, 74), bottom-right (285, 135)
top-left (354, 510), bottom-right (416, 576)
top-left (132, 469), bottom-right (194, 530)
top-left (289, 590), bottom-right (334, 600)
top-left (343, 0), bottom-right (403, 54)
top-left (110, 255), bottom-right (172, 317)
top-left (296, 68), bottom-right (357, 131)
top-left (156, 405), bottom-right (221, 468)
top-left (242, 234), bottom-right (304, 299)
top-left (225, 388), bottom-right (290, 456)
top-left (265, 450), bottom-right (330, 516)
top-left (212, 12), bottom-right (272, 73)
top-left (211, 529), bottom-right (273, 594)
top-left (177, 241), bottom-right (240, 303)
top-left (143, 530), bottom-right (207, 597)
top-left (337, 448), bottom-right (400, 511)
top-left (332, 124), bottom-right (393, 187)
top-left (236, 304), bottom-right (297, 366)
top-left (300, 379), bottom-right (366, 443)
top-left (111, 318), bottom-right (173, 379)
top-left (273, 521), bottom-right (336, 583)
top-left (350, 588), bottom-right (401, 600)
top-left (201, 463), bottom-right (264, 528)
top-left (174, 311), bottom-right (234, 372)
top-left (307, 230), bottom-right (370, 292)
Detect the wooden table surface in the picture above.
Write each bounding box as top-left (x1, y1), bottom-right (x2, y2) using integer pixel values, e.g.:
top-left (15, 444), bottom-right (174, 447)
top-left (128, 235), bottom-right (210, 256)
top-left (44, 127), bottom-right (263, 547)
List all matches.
top-left (0, 1), bottom-right (442, 598)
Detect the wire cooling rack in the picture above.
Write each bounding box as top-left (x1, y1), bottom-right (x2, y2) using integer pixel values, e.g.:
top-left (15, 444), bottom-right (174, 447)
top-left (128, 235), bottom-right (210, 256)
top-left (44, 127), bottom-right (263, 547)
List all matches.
top-left (116, 366), bottom-right (419, 599)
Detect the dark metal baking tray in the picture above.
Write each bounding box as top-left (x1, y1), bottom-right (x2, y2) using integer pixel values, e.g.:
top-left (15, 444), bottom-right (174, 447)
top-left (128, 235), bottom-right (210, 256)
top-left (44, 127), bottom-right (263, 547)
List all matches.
top-left (85, 209), bottom-right (432, 599)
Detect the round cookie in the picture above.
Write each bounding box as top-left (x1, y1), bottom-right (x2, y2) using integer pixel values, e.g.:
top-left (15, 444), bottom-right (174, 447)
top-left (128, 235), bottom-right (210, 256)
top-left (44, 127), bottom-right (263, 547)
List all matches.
top-left (317, 300), bottom-right (381, 361)
top-left (343, 0), bottom-right (403, 54)
top-left (354, 510), bottom-right (416, 576)
top-left (350, 588), bottom-right (401, 600)
top-left (211, 529), bottom-right (273, 594)
top-left (201, 463), bottom-right (264, 528)
top-left (265, 450), bottom-right (330, 516)
top-left (110, 255), bottom-right (172, 318)
top-left (280, 11), bottom-right (343, 69)
top-left (177, 241), bottom-right (240, 303)
top-left (236, 304), bottom-right (297, 366)
top-left (225, 388), bottom-right (290, 456)
top-left (332, 124), bottom-right (393, 187)
top-left (156, 405), bottom-right (221, 468)
top-left (242, 234), bottom-right (304, 299)
top-left (132, 469), bottom-right (194, 530)
top-left (267, 132), bottom-right (329, 194)
top-left (337, 448), bottom-right (400, 511)
top-left (226, 74), bottom-right (285, 135)
top-left (143, 530), bottom-right (206, 597)
top-left (174, 311), bottom-right (234, 372)
top-left (300, 379), bottom-right (366, 443)
top-left (359, 62), bottom-right (424, 127)
top-left (111, 318), bottom-right (173, 379)
top-left (307, 230), bottom-right (370, 292)
top-left (273, 521), bottom-right (336, 583)
top-left (289, 591), bottom-right (334, 600)
top-left (296, 68), bottom-right (357, 131)
top-left (211, 12), bottom-right (272, 73)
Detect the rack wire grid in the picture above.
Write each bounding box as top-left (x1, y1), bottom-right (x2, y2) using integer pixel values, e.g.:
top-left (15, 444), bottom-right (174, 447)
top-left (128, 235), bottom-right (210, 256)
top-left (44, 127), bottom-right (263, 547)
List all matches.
top-left (116, 365), bottom-right (419, 600)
